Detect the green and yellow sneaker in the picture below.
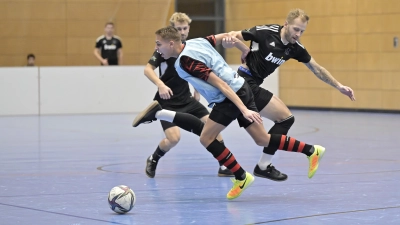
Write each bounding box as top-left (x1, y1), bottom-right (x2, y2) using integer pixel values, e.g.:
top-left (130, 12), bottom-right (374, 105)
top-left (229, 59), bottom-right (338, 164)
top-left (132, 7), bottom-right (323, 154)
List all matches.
top-left (226, 172), bottom-right (254, 200)
top-left (308, 145), bottom-right (326, 178)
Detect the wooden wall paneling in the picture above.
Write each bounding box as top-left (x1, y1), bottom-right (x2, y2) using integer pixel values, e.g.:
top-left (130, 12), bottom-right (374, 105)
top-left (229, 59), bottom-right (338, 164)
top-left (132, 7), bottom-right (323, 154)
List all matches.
top-left (332, 71), bottom-right (358, 88)
top-left (330, 53), bottom-right (358, 71)
top-left (118, 38), bottom-right (140, 55)
top-left (357, 53), bottom-right (381, 71)
top-left (379, 52), bottom-right (400, 71)
top-left (226, 2), bottom-right (267, 20)
top-left (37, 55), bottom-right (67, 66)
top-left (3, 37), bottom-right (66, 55)
top-left (301, 34), bottom-right (357, 53)
top-left (66, 2), bottom-right (122, 21)
top-left (66, 0), bottom-right (135, 2)
top-left (280, 71), bottom-right (330, 89)
top-left (138, 3), bottom-right (171, 21)
top-left (225, 51), bottom-right (242, 64)
top-left (280, 88), bottom-right (332, 107)
top-left (67, 21), bottom-right (109, 37)
top-left (382, 90), bottom-right (400, 110)
top-left (114, 21), bottom-right (140, 38)
top-left (123, 53), bottom-right (141, 65)
top-left (29, 38), bottom-right (67, 54)
top-left (139, 20), bottom-right (167, 37)
top-left (323, 0), bottom-right (357, 16)
top-left (136, 38), bottom-right (157, 55)
top-left (0, 21), bottom-right (66, 38)
top-left (357, 0), bottom-right (400, 14)
top-left (357, 15), bottom-right (400, 34)
top-left (114, 2), bottom-right (140, 21)
top-left (0, 2), bottom-right (66, 20)
top-left (139, 53), bottom-right (155, 65)
top-left (357, 34), bottom-right (383, 52)
top-left (306, 16), bottom-right (356, 35)
top-left (353, 90), bottom-right (382, 109)
top-left (382, 72), bottom-right (400, 91)
top-left (380, 33), bottom-right (400, 52)
top-left (67, 54), bottom-right (97, 66)
top-left (67, 38), bottom-right (98, 55)
top-left (356, 71), bottom-right (383, 90)
top-left (0, 56), bottom-right (30, 67)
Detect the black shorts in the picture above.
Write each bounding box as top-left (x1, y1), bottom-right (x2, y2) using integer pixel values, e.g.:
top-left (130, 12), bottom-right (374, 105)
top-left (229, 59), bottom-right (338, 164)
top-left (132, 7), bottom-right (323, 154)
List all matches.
top-left (159, 98), bottom-right (210, 131)
top-left (209, 81), bottom-right (258, 128)
top-left (237, 69), bottom-right (273, 111)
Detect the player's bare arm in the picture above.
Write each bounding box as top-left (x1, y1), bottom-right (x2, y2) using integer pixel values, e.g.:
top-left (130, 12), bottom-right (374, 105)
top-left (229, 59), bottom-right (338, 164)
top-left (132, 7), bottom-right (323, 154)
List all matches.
top-left (118, 49), bottom-right (123, 65)
top-left (227, 30), bottom-right (244, 41)
top-left (206, 72), bottom-right (262, 124)
top-left (215, 34), bottom-right (250, 62)
top-left (144, 63), bottom-right (173, 99)
top-left (304, 58), bottom-right (356, 101)
top-left (94, 48), bottom-right (108, 65)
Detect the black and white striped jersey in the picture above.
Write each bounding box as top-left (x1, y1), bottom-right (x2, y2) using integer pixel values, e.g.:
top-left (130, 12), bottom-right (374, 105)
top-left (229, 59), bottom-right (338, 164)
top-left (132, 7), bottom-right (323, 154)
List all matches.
top-left (241, 24), bottom-right (311, 85)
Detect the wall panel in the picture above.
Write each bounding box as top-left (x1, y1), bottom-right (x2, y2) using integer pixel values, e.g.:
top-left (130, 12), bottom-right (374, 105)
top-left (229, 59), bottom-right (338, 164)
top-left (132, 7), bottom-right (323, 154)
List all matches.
top-left (225, 0), bottom-right (400, 110)
top-left (0, 0), bottom-right (175, 66)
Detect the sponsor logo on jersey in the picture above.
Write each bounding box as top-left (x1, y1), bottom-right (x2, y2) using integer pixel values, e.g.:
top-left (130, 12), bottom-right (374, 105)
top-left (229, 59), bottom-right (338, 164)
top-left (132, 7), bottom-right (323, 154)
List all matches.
top-left (265, 52), bottom-right (285, 65)
top-left (270, 42), bottom-right (275, 47)
top-left (104, 44), bottom-right (117, 50)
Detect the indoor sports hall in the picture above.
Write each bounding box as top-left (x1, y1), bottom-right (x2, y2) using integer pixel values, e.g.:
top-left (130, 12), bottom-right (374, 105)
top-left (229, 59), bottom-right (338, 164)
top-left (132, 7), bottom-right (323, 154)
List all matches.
top-left (1, 1), bottom-right (399, 224)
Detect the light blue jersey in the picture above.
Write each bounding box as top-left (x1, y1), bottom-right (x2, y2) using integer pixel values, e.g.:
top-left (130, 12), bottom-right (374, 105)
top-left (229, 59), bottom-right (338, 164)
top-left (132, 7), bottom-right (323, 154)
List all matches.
top-left (174, 37), bottom-right (245, 107)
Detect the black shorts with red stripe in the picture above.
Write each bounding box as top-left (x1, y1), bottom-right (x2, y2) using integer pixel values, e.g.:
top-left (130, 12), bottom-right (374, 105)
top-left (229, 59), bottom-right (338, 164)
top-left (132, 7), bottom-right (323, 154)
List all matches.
top-left (209, 81), bottom-right (258, 128)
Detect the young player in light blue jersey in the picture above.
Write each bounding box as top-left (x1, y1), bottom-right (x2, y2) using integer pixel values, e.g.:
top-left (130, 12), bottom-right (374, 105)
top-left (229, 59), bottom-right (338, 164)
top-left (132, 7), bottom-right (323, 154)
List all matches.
top-left (133, 26), bottom-right (325, 200)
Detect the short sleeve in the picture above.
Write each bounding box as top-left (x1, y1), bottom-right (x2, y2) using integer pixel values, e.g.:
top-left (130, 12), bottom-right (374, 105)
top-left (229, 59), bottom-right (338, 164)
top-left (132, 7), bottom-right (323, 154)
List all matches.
top-left (148, 50), bottom-right (163, 68)
top-left (180, 55), bottom-right (212, 81)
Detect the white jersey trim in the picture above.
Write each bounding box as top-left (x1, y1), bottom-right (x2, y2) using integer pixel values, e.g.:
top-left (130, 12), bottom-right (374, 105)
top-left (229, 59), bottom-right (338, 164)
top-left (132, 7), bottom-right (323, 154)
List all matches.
top-left (256, 25), bottom-right (279, 32)
top-left (96, 35), bottom-right (105, 42)
top-left (295, 41), bottom-right (305, 49)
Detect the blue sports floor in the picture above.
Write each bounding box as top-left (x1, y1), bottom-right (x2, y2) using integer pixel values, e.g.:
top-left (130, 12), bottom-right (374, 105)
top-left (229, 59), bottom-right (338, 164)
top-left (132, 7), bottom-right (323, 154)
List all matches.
top-left (1, 110), bottom-right (399, 225)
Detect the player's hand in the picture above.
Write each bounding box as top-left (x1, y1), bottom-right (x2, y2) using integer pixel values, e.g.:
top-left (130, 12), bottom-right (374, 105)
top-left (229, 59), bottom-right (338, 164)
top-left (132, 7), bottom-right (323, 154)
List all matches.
top-left (102, 59), bottom-right (109, 65)
top-left (158, 84), bottom-right (173, 99)
top-left (193, 90), bottom-right (201, 101)
top-left (222, 36), bottom-right (236, 48)
top-left (338, 85), bottom-right (356, 101)
top-left (241, 48), bottom-right (250, 64)
top-left (242, 109), bottom-right (263, 124)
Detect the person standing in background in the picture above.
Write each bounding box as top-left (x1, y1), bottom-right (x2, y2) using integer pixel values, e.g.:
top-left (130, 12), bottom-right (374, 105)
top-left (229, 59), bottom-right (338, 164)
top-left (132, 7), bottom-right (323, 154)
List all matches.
top-left (26, 54), bottom-right (35, 66)
top-left (94, 22), bottom-right (123, 66)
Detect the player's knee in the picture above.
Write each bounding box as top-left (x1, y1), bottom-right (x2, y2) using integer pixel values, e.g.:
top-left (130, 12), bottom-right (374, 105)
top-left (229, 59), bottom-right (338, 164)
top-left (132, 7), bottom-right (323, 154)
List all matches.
top-left (199, 135), bottom-right (212, 147)
top-left (166, 135), bottom-right (180, 146)
top-left (254, 137), bottom-right (269, 147)
top-left (276, 115), bottom-right (295, 129)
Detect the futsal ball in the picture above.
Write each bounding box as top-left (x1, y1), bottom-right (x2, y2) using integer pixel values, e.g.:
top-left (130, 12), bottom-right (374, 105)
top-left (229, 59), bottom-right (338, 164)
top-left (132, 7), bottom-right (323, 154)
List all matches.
top-left (108, 185), bottom-right (136, 214)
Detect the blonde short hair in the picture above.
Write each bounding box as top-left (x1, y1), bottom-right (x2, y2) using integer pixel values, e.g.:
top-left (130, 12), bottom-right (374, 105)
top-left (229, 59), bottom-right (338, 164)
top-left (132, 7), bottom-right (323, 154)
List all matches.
top-left (169, 12), bottom-right (192, 26)
top-left (155, 26), bottom-right (181, 42)
top-left (286, 9), bottom-right (309, 24)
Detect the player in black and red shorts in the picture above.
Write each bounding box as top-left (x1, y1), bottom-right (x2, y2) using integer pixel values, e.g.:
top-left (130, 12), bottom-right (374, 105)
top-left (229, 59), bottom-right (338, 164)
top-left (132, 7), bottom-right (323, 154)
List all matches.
top-left (224, 8), bottom-right (356, 181)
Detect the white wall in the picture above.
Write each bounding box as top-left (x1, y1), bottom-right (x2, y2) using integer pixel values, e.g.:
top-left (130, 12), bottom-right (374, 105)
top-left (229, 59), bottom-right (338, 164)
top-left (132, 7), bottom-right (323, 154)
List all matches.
top-left (39, 66), bottom-right (156, 115)
top-left (0, 67), bottom-right (39, 116)
top-left (0, 66), bottom-right (278, 116)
